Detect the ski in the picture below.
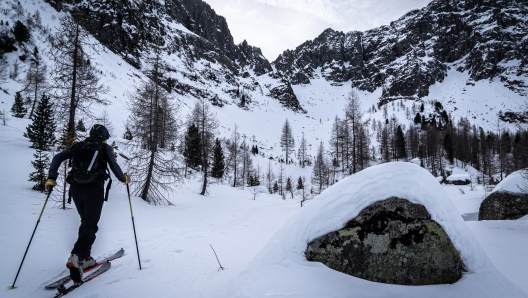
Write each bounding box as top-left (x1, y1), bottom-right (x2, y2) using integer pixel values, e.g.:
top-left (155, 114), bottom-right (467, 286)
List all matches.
top-left (53, 261), bottom-right (111, 298)
top-left (45, 248), bottom-right (124, 289)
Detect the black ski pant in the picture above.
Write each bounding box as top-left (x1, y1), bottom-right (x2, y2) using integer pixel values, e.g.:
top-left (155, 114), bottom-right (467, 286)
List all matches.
top-left (70, 183), bottom-right (104, 260)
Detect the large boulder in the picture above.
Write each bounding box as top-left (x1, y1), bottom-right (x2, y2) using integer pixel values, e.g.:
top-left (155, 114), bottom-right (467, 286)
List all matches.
top-left (478, 192), bottom-right (528, 220)
top-left (479, 170), bottom-right (528, 220)
top-left (305, 197), bottom-right (465, 285)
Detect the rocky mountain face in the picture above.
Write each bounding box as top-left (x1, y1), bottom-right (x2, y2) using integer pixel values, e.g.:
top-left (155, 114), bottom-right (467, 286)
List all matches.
top-left (42, 0), bottom-right (527, 112)
top-left (273, 0), bottom-right (528, 103)
top-left (43, 0), bottom-right (295, 109)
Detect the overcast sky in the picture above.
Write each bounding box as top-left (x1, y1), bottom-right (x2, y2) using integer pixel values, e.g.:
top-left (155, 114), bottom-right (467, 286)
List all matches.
top-left (205, 0), bottom-right (432, 61)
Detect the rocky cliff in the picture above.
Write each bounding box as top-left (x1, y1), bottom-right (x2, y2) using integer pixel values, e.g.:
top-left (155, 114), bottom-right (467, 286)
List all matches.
top-left (273, 0), bottom-right (528, 102)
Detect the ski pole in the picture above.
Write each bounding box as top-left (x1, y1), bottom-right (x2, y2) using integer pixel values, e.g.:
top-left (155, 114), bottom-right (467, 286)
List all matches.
top-left (125, 180), bottom-right (142, 270)
top-left (9, 189), bottom-right (52, 289)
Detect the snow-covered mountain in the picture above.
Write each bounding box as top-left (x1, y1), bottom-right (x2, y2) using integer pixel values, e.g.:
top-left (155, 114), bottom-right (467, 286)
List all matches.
top-left (274, 0), bottom-right (528, 100)
top-left (1, 0), bottom-right (527, 159)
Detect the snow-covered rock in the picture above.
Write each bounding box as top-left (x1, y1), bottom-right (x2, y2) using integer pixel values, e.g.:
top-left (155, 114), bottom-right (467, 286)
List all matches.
top-left (230, 162), bottom-right (528, 297)
top-left (446, 173), bottom-right (470, 185)
top-left (492, 170), bottom-right (527, 194)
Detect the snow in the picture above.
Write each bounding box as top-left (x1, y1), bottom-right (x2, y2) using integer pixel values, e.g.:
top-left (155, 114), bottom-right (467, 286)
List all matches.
top-left (492, 170), bottom-right (526, 194)
top-left (447, 174), bottom-right (470, 181)
top-left (1, 0), bottom-right (528, 297)
top-left (229, 162), bottom-right (528, 297)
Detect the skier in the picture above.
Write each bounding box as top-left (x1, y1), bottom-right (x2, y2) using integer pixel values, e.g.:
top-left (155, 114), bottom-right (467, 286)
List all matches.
top-left (44, 124), bottom-right (130, 283)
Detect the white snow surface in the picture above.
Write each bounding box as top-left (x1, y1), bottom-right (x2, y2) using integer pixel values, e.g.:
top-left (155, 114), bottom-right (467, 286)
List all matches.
top-left (229, 162), bottom-right (527, 297)
top-left (492, 170), bottom-right (527, 194)
top-left (447, 173), bottom-right (470, 181)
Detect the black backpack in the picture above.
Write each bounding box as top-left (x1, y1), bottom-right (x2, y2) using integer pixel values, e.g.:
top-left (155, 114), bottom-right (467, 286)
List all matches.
top-left (68, 138), bottom-right (108, 185)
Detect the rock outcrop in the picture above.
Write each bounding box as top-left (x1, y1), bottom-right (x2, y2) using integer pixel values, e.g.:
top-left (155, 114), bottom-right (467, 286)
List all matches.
top-left (305, 197), bottom-right (465, 285)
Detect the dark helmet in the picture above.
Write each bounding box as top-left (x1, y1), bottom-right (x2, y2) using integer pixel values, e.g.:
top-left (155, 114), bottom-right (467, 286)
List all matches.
top-left (89, 124), bottom-right (110, 140)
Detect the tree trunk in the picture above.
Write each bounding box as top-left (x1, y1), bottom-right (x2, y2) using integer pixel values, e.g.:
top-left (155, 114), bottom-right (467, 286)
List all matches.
top-left (67, 24), bottom-right (80, 148)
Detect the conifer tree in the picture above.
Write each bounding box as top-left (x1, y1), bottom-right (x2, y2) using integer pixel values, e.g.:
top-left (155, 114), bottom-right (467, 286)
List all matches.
top-left (188, 98), bottom-right (219, 195)
top-left (227, 124), bottom-right (242, 187)
top-left (211, 138), bottom-right (225, 179)
top-left (13, 20), bottom-right (30, 43)
top-left (273, 181), bottom-right (279, 194)
top-left (297, 176), bottom-right (304, 191)
top-left (123, 126), bottom-right (133, 140)
top-left (298, 131), bottom-right (308, 167)
top-left (444, 133), bottom-right (455, 165)
top-left (265, 160), bottom-right (275, 194)
top-left (51, 15), bottom-right (108, 148)
top-left (183, 123), bottom-right (202, 172)
top-left (286, 177), bottom-right (293, 199)
top-left (395, 125), bottom-right (407, 160)
top-left (126, 51), bottom-right (182, 205)
top-left (25, 94), bottom-right (56, 191)
top-left (311, 141), bottom-right (328, 194)
top-left (280, 118), bottom-right (295, 164)
top-left (11, 91), bottom-right (27, 118)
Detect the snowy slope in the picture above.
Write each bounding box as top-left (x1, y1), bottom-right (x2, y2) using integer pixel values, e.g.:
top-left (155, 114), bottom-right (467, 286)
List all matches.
top-left (1, 108), bottom-right (528, 298)
top-left (230, 162), bottom-right (528, 297)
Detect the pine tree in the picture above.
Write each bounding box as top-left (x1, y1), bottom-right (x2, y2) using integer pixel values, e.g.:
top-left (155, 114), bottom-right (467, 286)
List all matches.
top-left (76, 119), bottom-right (86, 133)
top-left (444, 133), bottom-right (455, 165)
top-left (188, 98), bottom-right (219, 195)
top-left (125, 51), bottom-right (182, 205)
top-left (285, 177), bottom-right (293, 199)
top-left (25, 94), bottom-right (56, 191)
top-left (414, 113), bottom-right (421, 124)
top-left (183, 123), bottom-right (202, 171)
top-left (265, 160), bottom-right (275, 194)
top-left (227, 124), bottom-right (242, 187)
top-left (11, 91), bottom-right (27, 118)
top-left (273, 181), bottom-right (279, 194)
top-left (296, 176), bottom-right (304, 191)
top-left (50, 15), bottom-right (108, 148)
top-left (298, 131), bottom-right (308, 167)
top-left (24, 94), bottom-right (56, 149)
top-left (344, 90), bottom-right (363, 174)
top-left (395, 125), bottom-right (407, 160)
top-left (123, 126), bottom-right (133, 140)
top-left (311, 141), bottom-right (328, 194)
top-left (280, 119), bottom-right (295, 164)
top-left (75, 119), bottom-right (87, 141)
top-left (13, 20), bottom-right (30, 43)
top-left (211, 138), bottom-right (225, 179)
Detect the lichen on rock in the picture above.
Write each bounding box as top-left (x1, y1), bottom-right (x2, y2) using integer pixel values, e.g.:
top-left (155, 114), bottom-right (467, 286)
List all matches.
top-left (305, 197), bottom-right (465, 285)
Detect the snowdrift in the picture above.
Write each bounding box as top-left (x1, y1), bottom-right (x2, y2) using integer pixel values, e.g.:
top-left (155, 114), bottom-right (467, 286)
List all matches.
top-left (493, 170), bottom-right (527, 194)
top-left (229, 162), bottom-right (528, 298)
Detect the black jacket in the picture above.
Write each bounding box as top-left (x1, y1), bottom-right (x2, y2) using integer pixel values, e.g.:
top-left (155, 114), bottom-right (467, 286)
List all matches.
top-left (48, 138), bottom-right (126, 183)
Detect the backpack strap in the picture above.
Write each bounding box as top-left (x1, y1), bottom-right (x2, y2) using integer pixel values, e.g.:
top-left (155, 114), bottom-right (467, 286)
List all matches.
top-left (104, 168), bottom-right (112, 202)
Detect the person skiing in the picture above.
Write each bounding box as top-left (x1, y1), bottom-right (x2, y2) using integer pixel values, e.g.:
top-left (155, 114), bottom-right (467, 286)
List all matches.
top-left (44, 124), bottom-right (130, 283)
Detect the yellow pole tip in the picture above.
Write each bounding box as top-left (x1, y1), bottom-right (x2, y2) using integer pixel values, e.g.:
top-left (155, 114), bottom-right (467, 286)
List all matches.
top-left (8, 286), bottom-right (17, 289)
